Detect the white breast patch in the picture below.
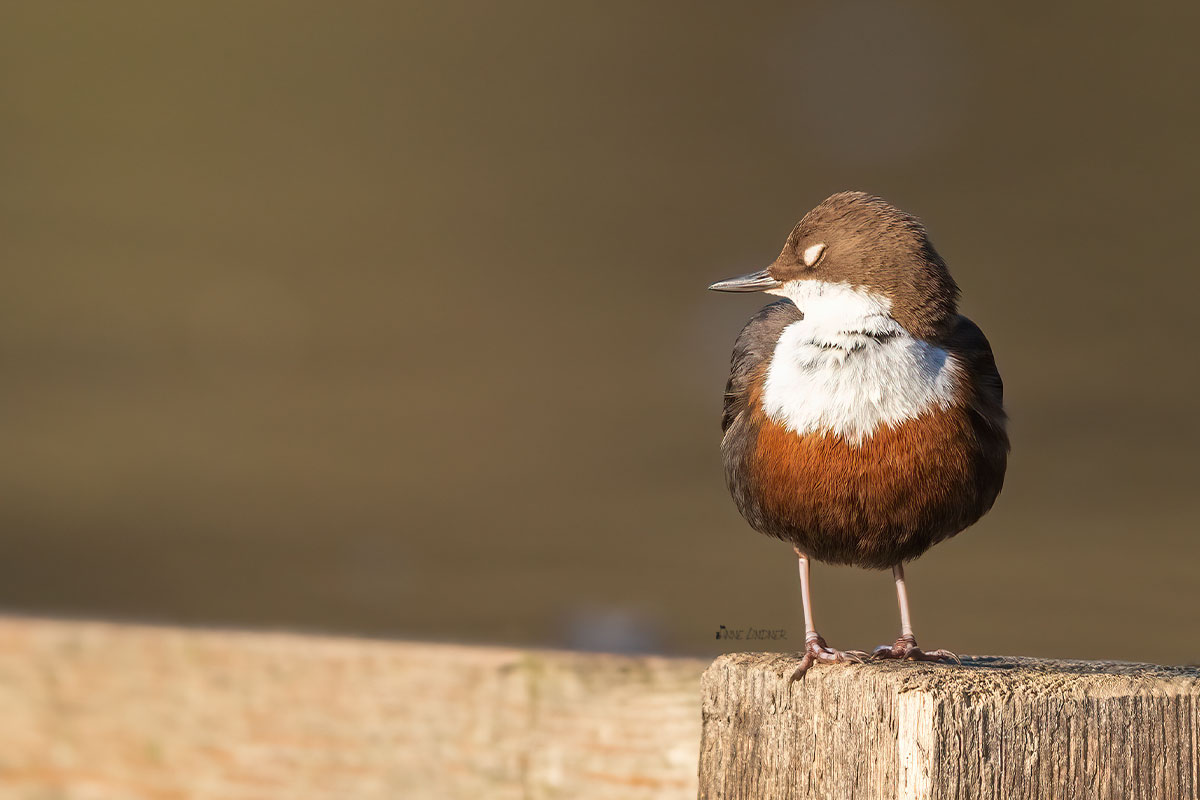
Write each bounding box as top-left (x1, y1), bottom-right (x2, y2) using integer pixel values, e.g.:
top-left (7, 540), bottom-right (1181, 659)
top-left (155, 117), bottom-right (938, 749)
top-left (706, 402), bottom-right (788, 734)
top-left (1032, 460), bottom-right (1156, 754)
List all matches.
top-left (761, 281), bottom-right (960, 443)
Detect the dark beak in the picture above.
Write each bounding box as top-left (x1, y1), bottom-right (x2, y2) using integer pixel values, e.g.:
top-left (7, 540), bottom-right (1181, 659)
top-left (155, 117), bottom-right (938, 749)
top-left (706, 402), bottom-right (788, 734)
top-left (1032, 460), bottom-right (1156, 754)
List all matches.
top-left (707, 268), bottom-right (782, 293)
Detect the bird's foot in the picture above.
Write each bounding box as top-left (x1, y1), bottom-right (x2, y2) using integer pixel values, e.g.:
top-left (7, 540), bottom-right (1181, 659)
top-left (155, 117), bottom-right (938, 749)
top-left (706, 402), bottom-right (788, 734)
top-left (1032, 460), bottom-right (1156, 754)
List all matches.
top-left (871, 634), bottom-right (961, 664)
top-left (789, 633), bottom-right (869, 681)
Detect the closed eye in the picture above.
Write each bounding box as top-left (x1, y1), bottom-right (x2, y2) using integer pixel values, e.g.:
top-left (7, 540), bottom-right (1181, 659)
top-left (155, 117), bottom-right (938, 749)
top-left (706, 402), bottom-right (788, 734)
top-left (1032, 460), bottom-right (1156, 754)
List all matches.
top-left (802, 243), bottom-right (826, 267)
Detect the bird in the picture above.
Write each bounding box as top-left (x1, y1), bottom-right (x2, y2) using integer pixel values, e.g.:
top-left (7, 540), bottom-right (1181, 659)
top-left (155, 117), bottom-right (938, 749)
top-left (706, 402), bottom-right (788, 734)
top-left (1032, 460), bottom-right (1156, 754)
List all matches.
top-left (709, 191), bottom-right (1008, 679)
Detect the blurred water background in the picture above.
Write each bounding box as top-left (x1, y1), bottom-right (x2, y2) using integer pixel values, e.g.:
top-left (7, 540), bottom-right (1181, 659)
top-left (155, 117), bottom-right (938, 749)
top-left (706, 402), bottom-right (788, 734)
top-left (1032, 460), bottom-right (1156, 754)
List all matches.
top-left (2, 2), bottom-right (1198, 663)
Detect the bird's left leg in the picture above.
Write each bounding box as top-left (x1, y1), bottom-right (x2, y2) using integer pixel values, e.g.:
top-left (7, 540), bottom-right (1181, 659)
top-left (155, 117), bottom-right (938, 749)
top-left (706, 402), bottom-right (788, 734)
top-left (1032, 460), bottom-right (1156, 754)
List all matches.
top-left (871, 563), bottom-right (960, 663)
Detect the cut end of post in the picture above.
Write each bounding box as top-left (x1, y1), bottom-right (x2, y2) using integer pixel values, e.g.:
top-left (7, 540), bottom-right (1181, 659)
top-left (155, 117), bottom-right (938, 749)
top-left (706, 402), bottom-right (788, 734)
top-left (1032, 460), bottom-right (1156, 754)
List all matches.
top-left (699, 652), bottom-right (1200, 800)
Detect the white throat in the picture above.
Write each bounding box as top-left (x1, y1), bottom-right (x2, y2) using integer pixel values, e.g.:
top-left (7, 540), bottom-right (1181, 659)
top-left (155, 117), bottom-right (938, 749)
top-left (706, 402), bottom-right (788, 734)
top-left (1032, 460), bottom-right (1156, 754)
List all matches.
top-left (762, 280), bottom-right (960, 443)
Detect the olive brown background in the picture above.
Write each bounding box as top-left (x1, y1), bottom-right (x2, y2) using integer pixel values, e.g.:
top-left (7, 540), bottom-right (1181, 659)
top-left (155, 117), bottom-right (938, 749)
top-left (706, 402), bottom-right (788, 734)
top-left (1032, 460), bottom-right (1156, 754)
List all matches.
top-left (3, 3), bottom-right (1198, 664)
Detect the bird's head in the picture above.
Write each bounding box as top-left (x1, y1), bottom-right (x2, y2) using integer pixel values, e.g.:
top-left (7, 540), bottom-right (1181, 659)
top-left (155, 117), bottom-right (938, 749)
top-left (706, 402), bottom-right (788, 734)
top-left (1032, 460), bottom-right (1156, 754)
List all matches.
top-left (709, 192), bottom-right (959, 339)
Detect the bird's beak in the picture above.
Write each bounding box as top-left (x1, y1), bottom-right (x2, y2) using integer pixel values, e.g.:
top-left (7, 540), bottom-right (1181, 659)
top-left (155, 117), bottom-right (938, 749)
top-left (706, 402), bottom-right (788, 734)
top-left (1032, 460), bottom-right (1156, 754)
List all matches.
top-left (707, 268), bottom-right (782, 293)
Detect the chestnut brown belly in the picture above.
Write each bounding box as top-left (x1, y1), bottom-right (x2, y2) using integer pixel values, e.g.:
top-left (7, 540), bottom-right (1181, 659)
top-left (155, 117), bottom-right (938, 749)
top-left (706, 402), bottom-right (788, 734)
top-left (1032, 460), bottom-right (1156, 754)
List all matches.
top-left (725, 405), bottom-right (1003, 569)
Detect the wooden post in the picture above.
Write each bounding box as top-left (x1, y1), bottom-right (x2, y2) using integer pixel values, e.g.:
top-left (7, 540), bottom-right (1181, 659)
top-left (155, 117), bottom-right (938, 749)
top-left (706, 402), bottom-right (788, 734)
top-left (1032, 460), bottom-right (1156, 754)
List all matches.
top-left (0, 616), bottom-right (705, 800)
top-left (699, 652), bottom-right (1200, 800)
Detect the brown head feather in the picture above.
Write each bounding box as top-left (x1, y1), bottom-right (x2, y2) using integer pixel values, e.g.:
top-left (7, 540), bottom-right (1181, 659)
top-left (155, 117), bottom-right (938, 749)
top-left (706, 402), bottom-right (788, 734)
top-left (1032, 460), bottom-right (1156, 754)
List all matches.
top-left (767, 191), bottom-right (959, 339)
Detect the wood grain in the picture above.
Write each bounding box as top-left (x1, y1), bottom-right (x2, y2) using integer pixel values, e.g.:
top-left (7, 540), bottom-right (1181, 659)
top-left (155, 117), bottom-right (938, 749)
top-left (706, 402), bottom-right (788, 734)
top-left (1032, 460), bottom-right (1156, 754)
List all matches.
top-left (0, 616), bottom-right (705, 800)
top-left (699, 652), bottom-right (1200, 800)
top-left (7, 616), bottom-right (1196, 800)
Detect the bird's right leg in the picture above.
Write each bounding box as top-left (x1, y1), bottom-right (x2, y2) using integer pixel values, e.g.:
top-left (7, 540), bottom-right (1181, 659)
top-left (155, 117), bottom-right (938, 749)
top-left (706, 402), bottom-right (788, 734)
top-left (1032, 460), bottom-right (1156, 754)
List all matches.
top-left (789, 546), bottom-right (866, 681)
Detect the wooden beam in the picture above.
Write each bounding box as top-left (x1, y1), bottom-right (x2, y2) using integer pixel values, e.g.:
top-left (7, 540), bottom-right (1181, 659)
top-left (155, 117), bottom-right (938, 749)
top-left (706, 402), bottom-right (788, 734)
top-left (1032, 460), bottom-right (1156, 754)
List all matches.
top-left (699, 651), bottom-right (1200, 799)
top-left (0, 616), bottom-right (705, 799)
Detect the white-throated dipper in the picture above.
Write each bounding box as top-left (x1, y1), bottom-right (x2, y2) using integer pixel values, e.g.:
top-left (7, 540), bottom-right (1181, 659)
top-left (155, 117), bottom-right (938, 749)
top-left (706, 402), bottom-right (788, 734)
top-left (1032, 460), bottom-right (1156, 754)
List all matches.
top-left (711, 192), bottom-right (1009, 679)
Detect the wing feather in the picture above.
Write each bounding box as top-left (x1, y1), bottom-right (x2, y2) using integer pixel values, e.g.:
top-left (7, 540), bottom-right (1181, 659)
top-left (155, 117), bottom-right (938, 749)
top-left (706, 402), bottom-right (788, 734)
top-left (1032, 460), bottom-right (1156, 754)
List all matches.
top-left (939, 314), bottom-right (1007, 440)
top-left (721, 300), bottom-right (803, 433)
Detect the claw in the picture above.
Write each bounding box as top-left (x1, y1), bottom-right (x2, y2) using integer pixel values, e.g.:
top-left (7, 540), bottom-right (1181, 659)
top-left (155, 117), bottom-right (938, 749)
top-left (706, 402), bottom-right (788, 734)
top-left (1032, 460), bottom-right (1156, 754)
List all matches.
top-left (789, 634), bottom-right (864, 681)
top-left (871, 635), bottom-right (960, 665)
top-left (912, 647), bottom-right (962, 665)
top-left (789, 652), bottom-right (816, 682)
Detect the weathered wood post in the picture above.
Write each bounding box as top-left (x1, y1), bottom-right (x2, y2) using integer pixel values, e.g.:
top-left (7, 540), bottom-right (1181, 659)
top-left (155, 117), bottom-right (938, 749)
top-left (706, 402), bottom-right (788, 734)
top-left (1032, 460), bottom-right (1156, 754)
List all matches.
top-left (0, 616), bottom-right (707, 799)
top-left (699, 652), bottom-right (1200, 799)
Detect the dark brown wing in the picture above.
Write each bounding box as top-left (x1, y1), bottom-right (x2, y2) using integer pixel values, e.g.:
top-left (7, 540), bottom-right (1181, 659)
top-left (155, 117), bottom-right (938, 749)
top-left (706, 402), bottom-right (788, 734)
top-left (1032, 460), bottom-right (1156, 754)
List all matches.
top-left (722, 300), bottom-right (802, 433)
top-left (938, 315), bottom-right (1007, 438)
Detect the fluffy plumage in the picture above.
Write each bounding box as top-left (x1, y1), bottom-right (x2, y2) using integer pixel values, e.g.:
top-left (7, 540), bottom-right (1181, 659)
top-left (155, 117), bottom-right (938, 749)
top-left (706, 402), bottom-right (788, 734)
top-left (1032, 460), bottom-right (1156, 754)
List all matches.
top-left (761, 281), bottom-right (959, 443)
top-left (718, 192), bottom-right (1009, 569)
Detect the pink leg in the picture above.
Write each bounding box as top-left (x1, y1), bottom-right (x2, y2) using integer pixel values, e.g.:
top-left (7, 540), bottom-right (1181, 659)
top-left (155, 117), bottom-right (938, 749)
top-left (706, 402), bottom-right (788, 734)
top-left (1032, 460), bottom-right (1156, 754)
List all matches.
top-left (871, 563), bottom-right (961, 664)
top-left (790, 546), bottom-right (866, 681)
